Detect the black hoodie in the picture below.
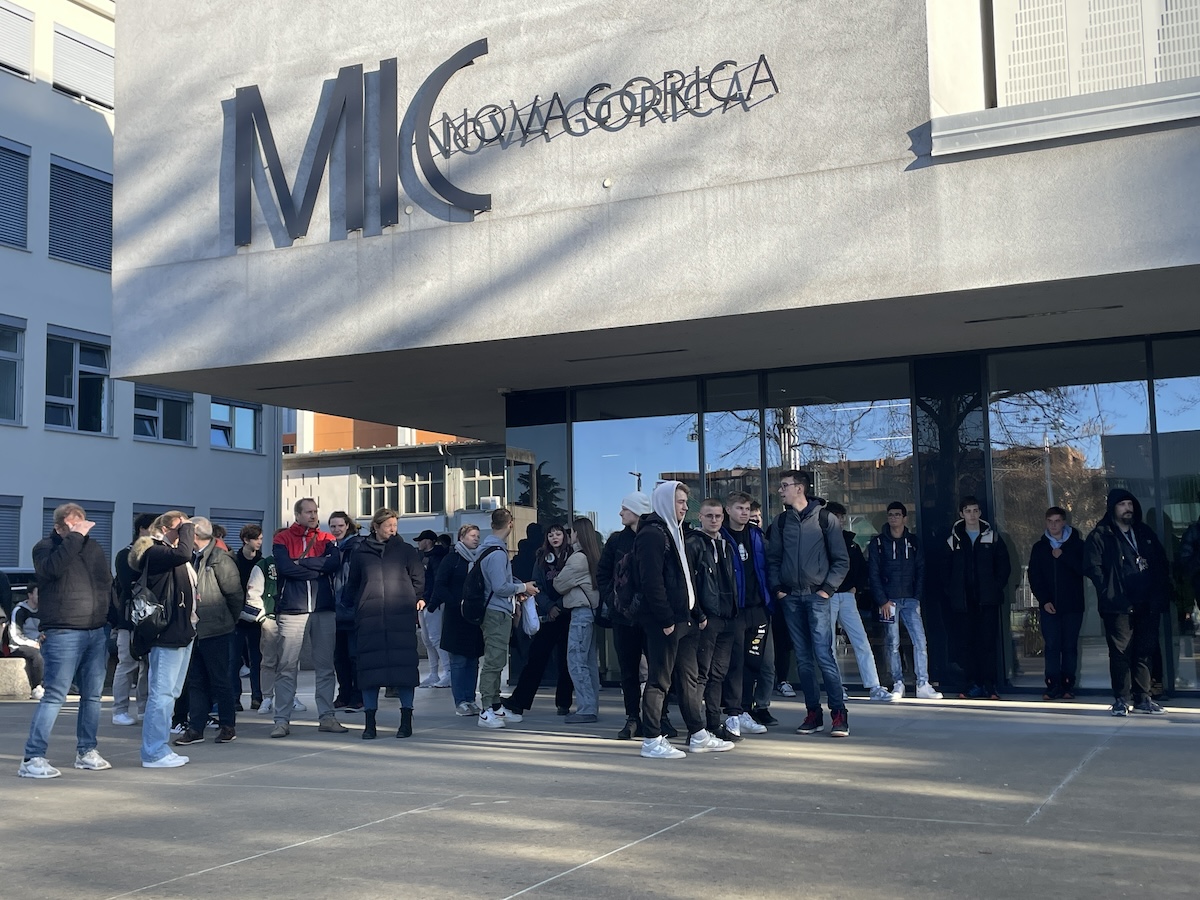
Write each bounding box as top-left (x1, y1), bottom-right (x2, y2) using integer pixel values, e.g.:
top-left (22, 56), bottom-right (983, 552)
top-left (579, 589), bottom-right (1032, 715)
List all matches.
top-left (1084, 489), bottom-right (1170, 615)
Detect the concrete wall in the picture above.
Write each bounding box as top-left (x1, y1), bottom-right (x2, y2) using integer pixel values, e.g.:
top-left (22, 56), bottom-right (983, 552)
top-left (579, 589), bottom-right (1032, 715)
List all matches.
top-left (110, 1), bottom-right (1200, 396)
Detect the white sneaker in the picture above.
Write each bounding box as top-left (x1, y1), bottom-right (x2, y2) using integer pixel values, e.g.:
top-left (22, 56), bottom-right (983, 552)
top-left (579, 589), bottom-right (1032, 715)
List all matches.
top-left (239, 665), bottom-right (251, 677)
top-left (170, 723), bottom-right (186, 735)
top-left (257, 698), bottom-right (274, 715)
top-left (18, 757), bottom-right (60, 779)
top-left (112, 711), bottom-right (138, 726)
top-left (477, 709), bottom-right (506, 729)
top-left (737, 712), bottom-right (767, 734)
top-left (724, 714), bottom-right (742, 737)
top-left (143, 752), bottom-right (189, 768)
top-left (456, 701), bottom-right (481, 717)
top-left (688, 729), bottom-right (735, 753)
top-left (292, 697), bottom-right (307, 711)
top-left (433, 674), bottom-right (453, 689)
top-left (776, 681), bottom-right (797, 698)
top-left (869, 685), bottom-right (896, 702)
top-left (74, 749), bottom-right (112, 771)
top-left (496, 705), bottom-right (523, 723)
top-left (892, 681), bottom-right (905, 700)
top-left (31, 685), bottom-right (45, 700)
top-left (842, 688), bottom-right (850, 702)
top-left (640, 736), bottom-right (686, 759)
top-left (916, 682), bottom-right (944, 700)
top-left (418, 673), bottom-right (439, 688)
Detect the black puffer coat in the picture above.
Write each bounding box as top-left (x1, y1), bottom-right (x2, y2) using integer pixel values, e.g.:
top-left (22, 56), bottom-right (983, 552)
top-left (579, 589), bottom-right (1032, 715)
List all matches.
top-left (433, 547), bottom-right (485, 658)
top-left (347, 536), bottom-right (426, 690)
top-left (130, 524), bottom-right (197, 650)
top-left (31, 531), bottom-right (112, 630)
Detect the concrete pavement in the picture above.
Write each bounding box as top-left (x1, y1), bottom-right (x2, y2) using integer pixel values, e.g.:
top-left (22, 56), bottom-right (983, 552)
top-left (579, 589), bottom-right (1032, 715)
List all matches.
top-left (4, 679), bottom-right (1199, 900)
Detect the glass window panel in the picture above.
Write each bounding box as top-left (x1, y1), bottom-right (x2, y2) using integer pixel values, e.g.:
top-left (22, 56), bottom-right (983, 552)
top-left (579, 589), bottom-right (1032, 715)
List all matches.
top-left (46, 402), bottom-right (72, 427)
top-left (988, 343), bottom-right (1150, 693)
top-left (0, 327), bottom-right (17, 353)
top-left (211, 425), bottom-right (231, 447)
top-left (1151, 335), bottom-right (1200, 692)
top-left (360, 488), bottom-right (371, 515)
top-left (233, 406), bottom-right (256, 449)
top-left (0, 358), bottom-right (16, 421)
top-left (45, 338), bottom-right (74, 399)
top-left (78, 343), bottom-right (107, 369)
top-left (162, 399), bottom-right (188, 442)
top-left (386, 486), bottom-right (399, 510)
top-left (705, 374), bottom-right (759, 413)
top-left (431, 483), bottom-right (444, 514)
top-left (210, 402), bottom-right (230, 423)
top-left (507, 424), bottom-right (569, 528)
top-left (134, 414), bottom-right (157, 437)
top-left (77, 371), bottom-right (106, 432)
top-left (465, 482), bottom-right (478, 509)
top-left (133, 393), bottom-right (156, 411)
top-left (704, 409), bottom-right (765, 507)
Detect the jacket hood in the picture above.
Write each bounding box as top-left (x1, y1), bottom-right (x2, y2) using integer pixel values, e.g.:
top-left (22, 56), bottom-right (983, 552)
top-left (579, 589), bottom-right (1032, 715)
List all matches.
top-left (129, 534), bottom-right (156, 568)
top-left (650, 480), bottom-right (698, 612)
top-left (952, 518), bottom-right (992, 536)
top-left (1102, 488), bottom-right (1142, 526)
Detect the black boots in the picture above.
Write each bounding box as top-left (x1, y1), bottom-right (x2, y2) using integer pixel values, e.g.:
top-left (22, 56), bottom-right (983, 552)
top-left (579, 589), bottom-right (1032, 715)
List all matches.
top-left (617, 716), bottom-right (640, 740)
top-left (397, 707), bottom-right (413, 739)
top-left (362, 709), bottom-right (377, 740)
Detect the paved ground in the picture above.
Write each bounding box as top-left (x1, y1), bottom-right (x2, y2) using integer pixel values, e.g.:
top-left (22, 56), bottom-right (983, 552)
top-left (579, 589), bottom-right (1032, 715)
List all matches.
top-left (4, 677), bottom-right (1199, 900)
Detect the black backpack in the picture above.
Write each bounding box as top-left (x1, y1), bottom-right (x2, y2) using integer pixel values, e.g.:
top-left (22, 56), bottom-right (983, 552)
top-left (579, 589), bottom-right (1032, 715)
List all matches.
top-left (461, 545), bottom-right (504, 626)
top-left (611, 549), bottom-right (640, 623)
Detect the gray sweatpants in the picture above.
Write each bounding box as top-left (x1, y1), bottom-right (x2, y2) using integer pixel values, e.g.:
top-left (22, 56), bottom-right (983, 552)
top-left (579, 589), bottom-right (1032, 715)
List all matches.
top-left (273, 610), bottom-right (336, 724)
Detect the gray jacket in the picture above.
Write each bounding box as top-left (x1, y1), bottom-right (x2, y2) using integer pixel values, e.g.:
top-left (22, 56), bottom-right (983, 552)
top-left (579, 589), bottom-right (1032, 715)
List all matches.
top-left (480, 534), bottom-right (524, 614)
top-left (553, 545), bottom-right (599, 610)
top-left (766, 499), bottom-right (849, 598)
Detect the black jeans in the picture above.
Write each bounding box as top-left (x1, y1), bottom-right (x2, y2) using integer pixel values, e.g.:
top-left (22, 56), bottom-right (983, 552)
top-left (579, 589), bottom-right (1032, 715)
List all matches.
top-left (612, 620), bottom-right (646, 719)
top-left (11, 645), bottom-right (44, 689)
top-left (772, 604), bottom-right (793, 684)
top-left (959, 604), bottom-right (1001, 689)
top-left (229, 621), bottom-right (263, 703)
top-left (507, 611), bottom-right (573, 712)
top-left (697, 616), bottom-right (737, 730)
top-left (1101, 609), bottom-right (1160, 703)
top-left (188, 634), bottom-right (235, 731)
top-left (334, 628), bottom-right (362, 704)
top-left (1041, 610), bottom-right (1083, 689)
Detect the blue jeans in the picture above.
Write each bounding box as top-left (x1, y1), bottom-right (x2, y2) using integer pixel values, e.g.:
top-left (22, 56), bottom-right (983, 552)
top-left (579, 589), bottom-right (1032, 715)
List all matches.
top-left (782, 593), bottom-right (845, 713)
top-left (142, 642), bottom-right (194, 763)
top-left (883, 598), bottom-right (931, 686)
top-left (566, 606), bottom-right (600, 715)
top-left (826, 592), bottom-right (882, 689)
top-left (24, 627), bottom-right (107, 760)
top-left (449, 653), bottom-right (479, 706)
top-left (362, 685), bottom-right (415, 710)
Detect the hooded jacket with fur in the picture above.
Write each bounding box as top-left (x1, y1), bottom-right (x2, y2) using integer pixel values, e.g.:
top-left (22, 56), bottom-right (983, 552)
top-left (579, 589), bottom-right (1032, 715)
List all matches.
top-left (129, 523), bottom-right (197, 649)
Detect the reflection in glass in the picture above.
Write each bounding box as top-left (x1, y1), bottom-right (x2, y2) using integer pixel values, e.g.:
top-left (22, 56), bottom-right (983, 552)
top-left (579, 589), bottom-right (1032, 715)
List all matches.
top-left (988, 343), bottom-right (1150, 690)
top-left (704, 374), bottom-right (764, 507)
top-left (506, 424), bottom-right (569, 527)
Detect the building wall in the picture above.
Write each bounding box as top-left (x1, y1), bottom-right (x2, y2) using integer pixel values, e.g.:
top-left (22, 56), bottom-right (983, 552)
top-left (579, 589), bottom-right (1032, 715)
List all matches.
top-left (0, 0), bottom-right (280, 566)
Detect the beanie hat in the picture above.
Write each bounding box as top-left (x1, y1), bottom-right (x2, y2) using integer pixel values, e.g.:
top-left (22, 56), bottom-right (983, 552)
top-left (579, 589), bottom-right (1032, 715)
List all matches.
top-left (620, 492), bottom-right (652, 516)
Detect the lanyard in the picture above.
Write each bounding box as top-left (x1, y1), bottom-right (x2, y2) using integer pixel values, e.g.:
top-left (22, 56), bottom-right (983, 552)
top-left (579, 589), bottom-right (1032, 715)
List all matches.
top-left (1120, 528), bottom-right (1139, 556)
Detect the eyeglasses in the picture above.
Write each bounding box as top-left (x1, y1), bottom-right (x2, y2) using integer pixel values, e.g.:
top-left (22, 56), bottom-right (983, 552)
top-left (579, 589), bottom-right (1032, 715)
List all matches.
top-left (700, 513), bottom-right (724, 520)
top-left (886, 512), bottom-right (905, 518)
top-left (778, 482), bottom-right (797, 490)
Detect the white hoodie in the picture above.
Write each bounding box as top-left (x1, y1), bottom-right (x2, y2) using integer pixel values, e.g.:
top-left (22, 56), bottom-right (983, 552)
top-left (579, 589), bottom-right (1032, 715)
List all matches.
top-left (652, 480), bottom-right (696, 611)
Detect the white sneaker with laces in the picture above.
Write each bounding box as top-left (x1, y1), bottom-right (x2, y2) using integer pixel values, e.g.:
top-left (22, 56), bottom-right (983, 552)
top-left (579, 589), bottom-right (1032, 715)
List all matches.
top-left (892, 681), bottom-right (905, 700)
top-left (31, 685), bottom-right (45, 700)
top-left (869, 685), bottom-right (896, 702)
top-left (688, 729), bottom-right (735, 753)
top-left (640, 736), bottom-right (686, 759)
top-left (776, 681), bottom-right (797, 698)
top-left (170, 723), bottom-right (186, 735)
top-left (433, 674), bottom-right (453, 688)
top-left (257, 698), bottom-right (274, 715)
top-left (916, 682), bottom-right (943, 700)
top-left (724, 714), bottom-right (741, 737)
top-left (112, 711), bottom-right (137, 726)
top-left (497, 705), bottom-right (523, 722)
top-left (418, 673), bottom-right (439, 688)
top-left (74, 749), bottom-right (112, 770)
top-left (737, 712), bottom-right (767, 734)
top-left (18, 757), bottom-right (60, 779)
top-left (143, 752), bottom-right (189, 768)
top-left (477, 708), bottom-right (506, 729)
top-left (239, 665), bottom-right (251, 677)
top-left (292, 697), bottom-right (307, 711)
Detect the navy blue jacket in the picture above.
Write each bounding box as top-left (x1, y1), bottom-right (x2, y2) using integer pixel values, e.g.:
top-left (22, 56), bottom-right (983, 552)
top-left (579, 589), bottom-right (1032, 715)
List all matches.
top-left (869, 527), bottom-right (925, 604)
top-left (720, 523), bottom-right (771, 612)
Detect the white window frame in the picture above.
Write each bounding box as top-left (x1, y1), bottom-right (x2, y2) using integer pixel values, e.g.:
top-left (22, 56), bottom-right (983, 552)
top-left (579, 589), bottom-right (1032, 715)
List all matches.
top-left (0, 313), bottom-right (23, 425)
top-left (358, 464), bottom-right (400, 516)
top-left (401, 461), bottom-right (445, 516)
top-left (133, 386), bottom-right (193, 445)
top-left (44, 329), bottom-right (111, 435)
top-left (461, 456), bottom-right (506, 510)
top-left (210, 398), bottom-right (262, 453)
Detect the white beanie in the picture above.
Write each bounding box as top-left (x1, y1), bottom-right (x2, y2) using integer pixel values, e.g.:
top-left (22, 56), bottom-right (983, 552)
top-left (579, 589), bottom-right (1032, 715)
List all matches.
top-left (620, 491), bottom-right (652, 516)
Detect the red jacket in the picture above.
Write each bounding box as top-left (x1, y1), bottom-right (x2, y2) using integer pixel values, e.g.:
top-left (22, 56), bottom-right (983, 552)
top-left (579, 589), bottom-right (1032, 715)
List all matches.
top-left (272, 522), bottom-right (340, 614)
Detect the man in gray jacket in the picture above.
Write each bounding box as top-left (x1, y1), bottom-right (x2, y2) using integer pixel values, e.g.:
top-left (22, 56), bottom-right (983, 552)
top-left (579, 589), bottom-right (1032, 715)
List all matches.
top-left (766, 471), bottom-right (851, 737)
top-left (477, 508), bottom-right (538, 729)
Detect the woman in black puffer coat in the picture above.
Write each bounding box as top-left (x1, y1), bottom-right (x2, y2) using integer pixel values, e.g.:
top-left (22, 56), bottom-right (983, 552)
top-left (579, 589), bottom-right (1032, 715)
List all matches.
top-left (433, 524), bottom-right (485, 715)
top-left (345, 508), bottom-right (425, 739)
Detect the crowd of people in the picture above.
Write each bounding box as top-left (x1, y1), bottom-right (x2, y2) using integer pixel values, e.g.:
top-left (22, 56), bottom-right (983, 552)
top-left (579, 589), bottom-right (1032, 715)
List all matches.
top-left (7, 473), bottom-right (1176, 777)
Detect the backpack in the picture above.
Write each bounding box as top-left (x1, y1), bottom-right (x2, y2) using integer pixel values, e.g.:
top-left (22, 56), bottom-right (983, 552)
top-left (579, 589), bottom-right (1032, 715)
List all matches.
top-left (461, 545), bottom-right (505, 626)
top-left (129, 564), bottom-right (170, 660)
top-left (610, 549), bottom-right (640, 623)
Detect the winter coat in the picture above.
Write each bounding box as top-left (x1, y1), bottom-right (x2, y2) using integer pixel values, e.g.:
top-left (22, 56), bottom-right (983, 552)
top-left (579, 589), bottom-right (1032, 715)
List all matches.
top-left (869, 527), bottom-right (925, 603)
top-left (334, 533), bottom-right (365, 629)
top-left (685, 530), bottom-right (736, 620)
top-left (422, 543), bottom-right (449, 607)
top-left (837, 532), bottom-right (869, 596)
top-left (720, 523), bottom-right (771, 614)
top-left (1027, 528), bottom-right (1086, 615)
top-left (272, 522), bottom-right (339, 615)
top-left (129, 524), bottom-right (197, 649)
top-left (597, 525), bottom-right (635, 609)
top-left (766, 499), bottom-right (849, 599)
top-left (31, 530), bottom-right (113, 631)
top-left (347, 536), bottom-right (426, 690)
top-left (943, 519), bottom-right (1011, 610)
top-left (1084, 489), bottom-right (1170, 615)
top-left (434, 544), bottom-right (484, 658)
top-left (193, 542), bottom-right (244, 640)
top-left (633, 514), bottom-right (700, 631)
top-left (554, 543), bottom-right (599, 610)
top-left (532, 549), bottom-right (569, 616)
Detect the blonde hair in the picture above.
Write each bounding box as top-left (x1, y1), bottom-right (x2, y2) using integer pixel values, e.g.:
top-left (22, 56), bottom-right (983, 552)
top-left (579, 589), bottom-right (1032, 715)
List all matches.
top-left (370, 508), bottom-right (398, 534)
top-left (151, 510), bottom-right (187, 534)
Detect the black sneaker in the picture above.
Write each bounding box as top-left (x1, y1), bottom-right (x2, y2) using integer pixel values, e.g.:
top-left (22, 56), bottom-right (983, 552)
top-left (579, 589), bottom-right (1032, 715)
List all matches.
top-left (716, 724), bottom-right (744, 743)
top-left (1134, 698), bottom-right (1165, 715)
top-left (796, 710), bottom-right (823, 735)
top-left (173, 728), bottom-right (205, 746)
top-left (556, 706), bottom-right (571, 716)
top-left (215, 726), bottom-right (237, 743)
top-left (751, 708), bottom-right (780, 727)
top-left (830, 709), bottom-right (849, 738)
top-left (1110, 699), bottom-right (1129, 717)
top-left (616, 717), bottom-right (638, 741)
